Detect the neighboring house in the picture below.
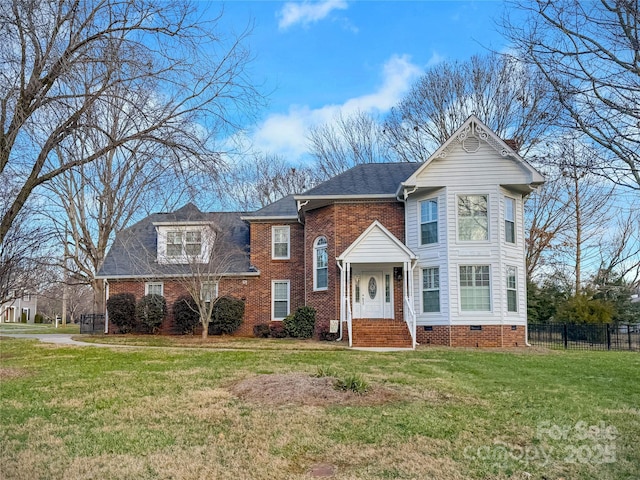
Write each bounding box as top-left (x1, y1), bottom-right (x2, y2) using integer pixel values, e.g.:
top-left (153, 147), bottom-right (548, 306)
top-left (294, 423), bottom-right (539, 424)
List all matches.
top-left (97, 115), bottom-right (544, 348)
top-left (1, 292), bottom-right (38, 323)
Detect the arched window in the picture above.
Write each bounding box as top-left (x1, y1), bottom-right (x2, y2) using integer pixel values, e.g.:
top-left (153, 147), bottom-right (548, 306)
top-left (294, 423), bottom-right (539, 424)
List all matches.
top-left (314, 236), bottom-right (328, 290)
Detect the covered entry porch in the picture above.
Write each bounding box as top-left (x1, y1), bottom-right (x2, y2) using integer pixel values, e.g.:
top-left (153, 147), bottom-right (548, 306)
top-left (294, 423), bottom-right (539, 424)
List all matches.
top-left (336, 221), bottom-right (417, 348)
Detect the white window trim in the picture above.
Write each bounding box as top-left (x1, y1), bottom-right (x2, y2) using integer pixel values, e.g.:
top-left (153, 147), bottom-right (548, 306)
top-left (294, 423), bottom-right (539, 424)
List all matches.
top-left (145, 282), bottom-right (164, 296)
top-left (504, 196), bottom-right (516, 244)
top-left (313, 236), bottom-right (328, 291)
top-left (506, 266), bottom-right (518, 313)
top-left (157, 226), bottom-right (213, 265)
top-left (420, 198), bottom-right (438, 245)
top-left (201, 281), bottom-right (219, 303)
top-left (457, 194), bottom-right (490, 242)
top-left (422, 267), bottom-right (440, 313)
top-left (459, 265), bottom-right (492, 312)
top-left (272, 226), bottom-right (291, 260)
top-left (271, 280), bottom-right (290, 320)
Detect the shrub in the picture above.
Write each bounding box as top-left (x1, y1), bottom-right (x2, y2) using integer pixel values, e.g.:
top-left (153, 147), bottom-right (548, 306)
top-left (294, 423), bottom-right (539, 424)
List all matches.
top-left (136, 294), bottom-right (167, 334)
top-left (318, 324), bottom-right (339, 341)
top-left (253, 323), bottom-right (270, 338)
top-left (106, 293), bottom-right (137, 333)
top-left (173, 295), bottom-right (200, 335)
top-left (284, 306), bottom-right (316, 339)
top-left (34, 313), bottom-right (44, 324)
top-left (556, 294), bottom-right (614, 324)
top-left (269, 323), bottom-right (287, 338)
top-left (210, 296), bottom-right (244, 335)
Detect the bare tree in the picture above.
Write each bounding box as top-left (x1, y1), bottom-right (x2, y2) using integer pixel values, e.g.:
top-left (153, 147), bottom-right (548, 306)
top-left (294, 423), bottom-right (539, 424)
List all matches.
top-left (224, 153), bottom-right (316, 211)
top-left (383, 53), bottom-right (560, 161)
top-left (501, 0), bottom-right (640, 190)
top-left (0, 0), bottom-right (262, 245)
top-left (307, 110), bottom-right (391, 180)
top-left (45, 79), bottom-right (209, 314)
top-left (596, 207), bottom-right (640, 286)
top-left (164, 215), bottom-right (248, 339)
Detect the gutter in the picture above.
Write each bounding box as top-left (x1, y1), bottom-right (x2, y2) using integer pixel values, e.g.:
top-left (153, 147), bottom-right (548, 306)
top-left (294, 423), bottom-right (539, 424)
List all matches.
top-left (95, 271), bottom-right (261, 281)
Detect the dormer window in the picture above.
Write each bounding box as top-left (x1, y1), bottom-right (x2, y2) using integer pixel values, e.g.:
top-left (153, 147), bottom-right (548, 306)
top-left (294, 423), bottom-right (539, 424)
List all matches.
top-left (156, 225), bottom-right (213, 264)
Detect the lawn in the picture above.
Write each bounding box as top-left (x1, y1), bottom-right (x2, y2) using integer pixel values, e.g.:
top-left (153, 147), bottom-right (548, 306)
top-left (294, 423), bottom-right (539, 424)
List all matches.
top-left (0, 337), bottom-right (638, 480)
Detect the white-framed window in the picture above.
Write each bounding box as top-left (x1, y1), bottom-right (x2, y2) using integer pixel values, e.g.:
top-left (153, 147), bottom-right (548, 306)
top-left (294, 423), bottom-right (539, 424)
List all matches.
top-left (422, 267), bottom-right (440, 313)
top-left (505, 197), bottom-right (516, 244)
top-left (145, 282), bottom-right (164, 296)
top-left (420, 199), bottom-right (438, 245)
top-left (272, 280), bottom-right (290, 320)
top-left (459, 265), bottom-right (490, 311)
top-left (185, 231), bottom-right (202, 256)
top-left (506, 266), bottom-right (518, 312)
top-left (166, 231), bottom-right (183, 257)
top-left (272, 226), bottom-right (290, 259)
top-left (458, 195), bottom-right (488, 241)
top-left (313, 236), bottom-right (328, 290)
top-left (166, 230), bottom-right (202, 257)
top-left (201, 281), bottom-right (218, 303)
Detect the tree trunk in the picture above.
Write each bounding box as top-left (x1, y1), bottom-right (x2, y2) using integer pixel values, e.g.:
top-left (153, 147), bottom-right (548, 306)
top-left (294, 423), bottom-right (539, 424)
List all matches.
top-left (201, 321), bottom-right (208, 339)
top-left (92, 279), bottom-right (105, 314)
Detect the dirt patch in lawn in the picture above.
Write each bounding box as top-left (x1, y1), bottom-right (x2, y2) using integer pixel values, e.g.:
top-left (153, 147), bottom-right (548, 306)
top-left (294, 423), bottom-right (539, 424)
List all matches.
top-left (0, 367), bottom-right (29, 380)
top-left (229, 373), bottom-right (400, 407)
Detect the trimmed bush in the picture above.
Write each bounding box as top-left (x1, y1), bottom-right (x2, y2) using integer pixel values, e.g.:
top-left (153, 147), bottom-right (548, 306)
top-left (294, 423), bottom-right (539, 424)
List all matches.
top-left (318, 325), bottom-right (339, 342)
top-left (136, 294), bottom-right (167, 334)
top-left (253, 323), bottom-right (270, 338)
top-left (284, 306), bottom-right (316, 339)
top-left (106, 293), bottom-right (137, 333)
top-left (210, 296), bottom-right (244, 335)
top-left (173, 295), bottom-right (200, 335)
top-left (34, 313), bottom-right (44, 324)
top-left (269, 323), bottom-right (287, 338)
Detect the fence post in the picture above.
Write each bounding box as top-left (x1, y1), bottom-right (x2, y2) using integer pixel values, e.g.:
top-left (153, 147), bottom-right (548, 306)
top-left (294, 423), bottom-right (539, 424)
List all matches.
top-left (629, 325), bottom-right (632, 351)
top-left (563, 323), bottom-right (568, 349)
top-left (606, 324), bottom-right (611, 351)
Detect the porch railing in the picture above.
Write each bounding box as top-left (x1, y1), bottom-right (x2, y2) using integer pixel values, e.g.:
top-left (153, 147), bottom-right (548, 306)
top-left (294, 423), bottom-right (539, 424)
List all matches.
top-left (345, 295), bottom-right (353, 347)
top-left (403, 296), bottom-right (417, 348)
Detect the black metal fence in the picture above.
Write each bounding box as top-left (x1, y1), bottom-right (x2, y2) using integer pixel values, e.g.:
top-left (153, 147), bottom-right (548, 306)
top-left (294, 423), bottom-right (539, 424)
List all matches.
top-left (528, 323), bottom-right (640, 351)
top-left (80, 314), bottom-right (105, 334)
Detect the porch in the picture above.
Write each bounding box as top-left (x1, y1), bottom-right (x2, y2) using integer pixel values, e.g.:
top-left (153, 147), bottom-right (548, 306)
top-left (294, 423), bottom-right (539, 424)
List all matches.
top-left (336, 221), bottom-right (418, 349)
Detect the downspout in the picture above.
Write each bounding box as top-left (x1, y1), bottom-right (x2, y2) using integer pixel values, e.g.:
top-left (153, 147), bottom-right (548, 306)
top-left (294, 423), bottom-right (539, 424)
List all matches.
top-left (104, 280), bottom-right (109, 334)
top-left (298, 200), bottom-right (309, 304)
top-left (336, 261), bottom-right (344, 342)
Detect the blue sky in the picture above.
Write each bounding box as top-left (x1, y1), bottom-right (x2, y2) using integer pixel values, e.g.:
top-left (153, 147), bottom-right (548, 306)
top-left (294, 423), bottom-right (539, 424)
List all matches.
top-left (214, 1), bottom-right (510, 162)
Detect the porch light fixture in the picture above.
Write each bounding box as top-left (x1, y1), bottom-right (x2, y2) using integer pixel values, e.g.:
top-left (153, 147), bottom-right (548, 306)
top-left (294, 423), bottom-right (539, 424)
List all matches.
top-left (393, 267), bottom-right (403, 281)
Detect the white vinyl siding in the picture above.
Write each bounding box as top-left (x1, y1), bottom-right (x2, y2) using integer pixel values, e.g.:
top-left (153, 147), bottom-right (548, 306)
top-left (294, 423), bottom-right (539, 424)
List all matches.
top-left (145, 282), bottom-right (164, 296)
top-left (314, 237), bottom-right (328, 290)
top-left (272, 280), bottom-right (290, 320)
top-left (459, 266), bottom-right (490, 311)
top-left (506, 266), bottom-right (517, 312)
top-left (422, 267), bottom-right (440, 313)
top-left (458, 195), bottom-right (488, 241)
top-left (505, 197), bottom-right (515, 244)
top-left (272, 226), bottom-right (290, 259)
top-left (420, 199), bottom-right (438, 245)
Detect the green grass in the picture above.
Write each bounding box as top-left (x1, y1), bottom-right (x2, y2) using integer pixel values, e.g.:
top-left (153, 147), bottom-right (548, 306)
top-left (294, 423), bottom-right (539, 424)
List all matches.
top-left (0, 323), bottom-right (80, 334)
top-left (0, 338), bottom-right (638, 479)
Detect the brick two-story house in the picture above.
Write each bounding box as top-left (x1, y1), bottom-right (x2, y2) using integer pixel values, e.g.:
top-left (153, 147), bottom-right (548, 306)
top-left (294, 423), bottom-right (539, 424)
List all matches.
top-left (97, 115), bottom-right (544, 348)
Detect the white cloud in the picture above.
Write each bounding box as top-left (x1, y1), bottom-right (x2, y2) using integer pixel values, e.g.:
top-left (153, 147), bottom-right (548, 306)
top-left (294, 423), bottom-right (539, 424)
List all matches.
top-left (249, 54), bottom-right (422, 161)
top-left (277, 0), bottom-right (348, 30)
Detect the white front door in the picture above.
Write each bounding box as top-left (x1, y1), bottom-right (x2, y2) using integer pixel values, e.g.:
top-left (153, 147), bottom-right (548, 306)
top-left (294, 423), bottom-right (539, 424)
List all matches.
top-left (361, 271), bottom-right (384, 318)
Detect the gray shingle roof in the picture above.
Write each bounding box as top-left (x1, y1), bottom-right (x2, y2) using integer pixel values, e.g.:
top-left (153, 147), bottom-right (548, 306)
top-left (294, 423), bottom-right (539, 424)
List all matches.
top-left (97, 205), bottom-right (252, 278)
top-left (245, 194), bottom-right (298, 218)
top-left (300, 162), bottom-right (421, 196)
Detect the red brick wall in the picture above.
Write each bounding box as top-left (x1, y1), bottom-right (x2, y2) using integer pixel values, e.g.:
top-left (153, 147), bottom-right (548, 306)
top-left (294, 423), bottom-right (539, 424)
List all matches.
top-left (245, 221), bottom-right (304, 331)
top-left (416, 325), bottom-right (450, 346)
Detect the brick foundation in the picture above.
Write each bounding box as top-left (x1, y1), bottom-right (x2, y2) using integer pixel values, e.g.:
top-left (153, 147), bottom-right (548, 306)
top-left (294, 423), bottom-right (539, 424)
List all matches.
top-left (417, 325), bottom-right (526, 347)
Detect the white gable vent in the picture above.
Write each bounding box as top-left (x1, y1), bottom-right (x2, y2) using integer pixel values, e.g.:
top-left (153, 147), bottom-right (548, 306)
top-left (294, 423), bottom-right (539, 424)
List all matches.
top-left (462, 135), bottom-right (480, 153)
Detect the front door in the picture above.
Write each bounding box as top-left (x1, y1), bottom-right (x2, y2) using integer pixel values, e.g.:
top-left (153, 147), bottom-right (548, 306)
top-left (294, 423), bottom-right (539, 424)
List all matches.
top-left (361, 271), bottom-right (384, 318)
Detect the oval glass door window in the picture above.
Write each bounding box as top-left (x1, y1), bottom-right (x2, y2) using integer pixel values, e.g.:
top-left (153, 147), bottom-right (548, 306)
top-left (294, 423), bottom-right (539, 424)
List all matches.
top-left (368, 277), bottom-right (377, 299)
